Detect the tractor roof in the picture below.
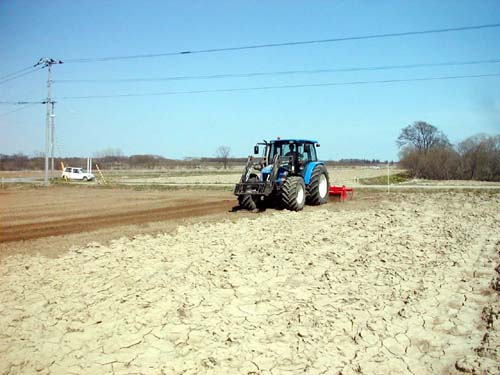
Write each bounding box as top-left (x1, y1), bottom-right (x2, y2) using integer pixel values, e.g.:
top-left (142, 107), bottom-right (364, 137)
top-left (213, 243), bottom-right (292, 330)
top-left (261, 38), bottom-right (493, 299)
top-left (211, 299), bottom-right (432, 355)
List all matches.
top-left (271, 139), bottom-right (318, 144)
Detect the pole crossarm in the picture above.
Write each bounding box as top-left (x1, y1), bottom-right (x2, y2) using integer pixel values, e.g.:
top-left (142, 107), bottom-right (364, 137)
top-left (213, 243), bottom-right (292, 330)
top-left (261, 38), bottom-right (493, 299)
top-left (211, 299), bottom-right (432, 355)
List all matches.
top-left (34, 58), bottom-right (63, 68)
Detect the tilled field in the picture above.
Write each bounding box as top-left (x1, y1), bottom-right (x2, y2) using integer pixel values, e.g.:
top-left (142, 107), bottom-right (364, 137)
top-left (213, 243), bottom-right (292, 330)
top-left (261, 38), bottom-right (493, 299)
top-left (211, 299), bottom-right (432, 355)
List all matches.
top-left (0, 191), bottom-right (499, 374)
top-left (0, 187), bottom-right (234, 245)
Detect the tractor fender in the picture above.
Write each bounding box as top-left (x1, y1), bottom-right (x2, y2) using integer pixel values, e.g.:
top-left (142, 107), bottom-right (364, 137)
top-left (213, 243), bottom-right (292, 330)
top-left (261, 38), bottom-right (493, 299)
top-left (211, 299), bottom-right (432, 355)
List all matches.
top-left (303, 162), bottom-right (325, 185)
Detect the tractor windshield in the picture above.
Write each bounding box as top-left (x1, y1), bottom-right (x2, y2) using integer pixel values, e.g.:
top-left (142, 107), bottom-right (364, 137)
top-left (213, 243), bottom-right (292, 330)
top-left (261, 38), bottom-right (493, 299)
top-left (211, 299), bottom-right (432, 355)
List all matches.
top-left (268, 142), bottom-right (317, 162)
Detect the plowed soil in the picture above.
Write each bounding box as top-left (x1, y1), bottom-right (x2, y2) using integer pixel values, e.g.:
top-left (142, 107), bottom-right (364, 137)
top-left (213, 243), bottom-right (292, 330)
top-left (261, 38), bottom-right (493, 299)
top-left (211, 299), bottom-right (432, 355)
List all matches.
top-left (1, 190), bottom-right (499, 374)
top-left (0, 186), bottom-right (235, 257)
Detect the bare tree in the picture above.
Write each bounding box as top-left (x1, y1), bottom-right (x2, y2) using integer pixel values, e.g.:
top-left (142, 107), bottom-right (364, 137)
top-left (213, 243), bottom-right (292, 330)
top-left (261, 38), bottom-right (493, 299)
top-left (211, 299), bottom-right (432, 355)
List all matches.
top-left (397, 121), bottom-right (458, 179)
top-left (457, 134), bottom-right (500, 180)
top-left (215, 146), bottom-right (231, 169)
top-left (397, 121), bottom-right (450, 153)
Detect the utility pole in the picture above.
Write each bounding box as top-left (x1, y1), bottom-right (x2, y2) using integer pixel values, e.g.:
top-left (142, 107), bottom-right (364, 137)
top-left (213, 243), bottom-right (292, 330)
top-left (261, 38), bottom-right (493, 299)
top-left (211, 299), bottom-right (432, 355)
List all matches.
top-left (35, 58), bottom-right (63, 186)
top-left (50, 101), bottom-right (55, 176)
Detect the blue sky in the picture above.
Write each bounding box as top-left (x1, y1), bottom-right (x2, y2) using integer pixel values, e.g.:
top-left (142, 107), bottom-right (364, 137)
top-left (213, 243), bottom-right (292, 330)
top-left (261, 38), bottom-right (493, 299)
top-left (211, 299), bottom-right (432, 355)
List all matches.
top-left (1, 1), bottom-right (499, 160)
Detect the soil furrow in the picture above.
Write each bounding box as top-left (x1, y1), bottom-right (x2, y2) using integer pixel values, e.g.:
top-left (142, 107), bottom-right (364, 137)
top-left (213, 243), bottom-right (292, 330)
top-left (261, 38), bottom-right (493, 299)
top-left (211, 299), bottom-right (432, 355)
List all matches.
top-left (1, 200), bottom-right (234, 243)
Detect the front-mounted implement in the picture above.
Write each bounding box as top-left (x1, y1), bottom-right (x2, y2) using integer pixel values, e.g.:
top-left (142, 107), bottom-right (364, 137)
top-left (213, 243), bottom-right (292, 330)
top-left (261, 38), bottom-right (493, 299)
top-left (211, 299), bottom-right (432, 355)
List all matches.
top-left (234, 139), bottom-right (330, 211)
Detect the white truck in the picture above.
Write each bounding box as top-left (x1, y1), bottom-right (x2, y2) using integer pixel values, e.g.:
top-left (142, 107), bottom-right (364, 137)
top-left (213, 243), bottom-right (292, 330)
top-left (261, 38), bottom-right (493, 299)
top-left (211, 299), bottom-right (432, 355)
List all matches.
top-left (61, 167), bottom-right (95, 181)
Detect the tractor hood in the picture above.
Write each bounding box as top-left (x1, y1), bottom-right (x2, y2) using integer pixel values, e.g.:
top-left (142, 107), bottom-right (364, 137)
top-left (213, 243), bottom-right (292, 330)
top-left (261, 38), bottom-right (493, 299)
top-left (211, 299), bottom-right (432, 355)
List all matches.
top-left (261, 165), bottom-right (274, 174)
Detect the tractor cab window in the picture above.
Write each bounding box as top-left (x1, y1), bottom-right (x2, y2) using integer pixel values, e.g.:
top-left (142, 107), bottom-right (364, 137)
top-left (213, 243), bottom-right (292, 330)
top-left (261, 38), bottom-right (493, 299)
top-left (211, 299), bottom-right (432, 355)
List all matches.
top-left (269, 143), bottom-right (298, 158)
top-left (306, 144), bottom-right (318, 162)
top-left (269, 141), bottom-right (317, 163)
top-left (299, 143), bottom-right (317, 162)
top-left (268, 143), bottom-right (282, 159)
top-left (283, 144), bottom-right (298, 157)
top-left (301, 147), bottom-right (310, 162)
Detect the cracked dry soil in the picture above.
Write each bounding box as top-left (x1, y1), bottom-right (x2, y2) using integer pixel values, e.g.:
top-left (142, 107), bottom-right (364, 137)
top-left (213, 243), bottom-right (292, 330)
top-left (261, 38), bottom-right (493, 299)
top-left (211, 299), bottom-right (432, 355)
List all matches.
top-left (0, 192), bottom-right (499, 375)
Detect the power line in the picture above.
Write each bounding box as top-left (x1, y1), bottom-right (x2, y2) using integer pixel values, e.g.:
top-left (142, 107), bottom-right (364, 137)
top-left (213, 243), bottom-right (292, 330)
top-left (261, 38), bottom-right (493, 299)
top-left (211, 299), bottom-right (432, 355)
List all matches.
top-left (55, 73), bottom-right (500, 100)
top-left (63, 23), bottom-right (500, 63)
top-left (0, 59), bottom-right (63, 86)
top-left (0, 103), bottom-right (39, 118)
top-left (53, 58), bottom-right (500, 83)
top-left (0, 67), bottom-right (43, 85)
top-left (0, 66), bottom-right (35, 81)
top-left (0, 100), bottom-right (44, 105)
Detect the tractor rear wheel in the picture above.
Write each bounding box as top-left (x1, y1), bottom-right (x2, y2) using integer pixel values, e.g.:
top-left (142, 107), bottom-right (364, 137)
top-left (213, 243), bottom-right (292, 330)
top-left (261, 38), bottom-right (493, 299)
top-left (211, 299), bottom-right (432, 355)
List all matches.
top-left (281, 176), bottom-right (306, 211)
top-left (307, 165), bottom-right (330, 205)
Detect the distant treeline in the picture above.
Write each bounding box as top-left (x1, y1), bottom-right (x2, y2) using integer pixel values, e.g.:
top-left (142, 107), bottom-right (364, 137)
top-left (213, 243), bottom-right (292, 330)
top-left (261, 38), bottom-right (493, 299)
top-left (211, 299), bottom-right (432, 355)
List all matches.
top-left (0, 154), bottom-right (237, 171)
top-left (0, 154), bottom-right (388, 171)
top-left (397, 122), bottom-right (500, 182)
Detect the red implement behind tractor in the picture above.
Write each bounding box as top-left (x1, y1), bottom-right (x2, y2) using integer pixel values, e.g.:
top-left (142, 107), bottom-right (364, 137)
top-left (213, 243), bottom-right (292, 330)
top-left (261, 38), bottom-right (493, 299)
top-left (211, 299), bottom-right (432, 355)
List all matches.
top-left (329, 185), bottom-right (354, 201)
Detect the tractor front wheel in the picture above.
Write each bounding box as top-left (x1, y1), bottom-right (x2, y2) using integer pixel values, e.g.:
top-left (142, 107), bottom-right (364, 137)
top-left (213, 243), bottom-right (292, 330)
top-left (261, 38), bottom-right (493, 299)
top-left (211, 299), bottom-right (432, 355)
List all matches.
top-left (238, 194), bottom-right (257, 211)
top-left (281, 176), bottom-right (306, 211)
top-left (307, 165), bottom-right (330, 205)
top-left (237, 176), bottom-right (261, 211)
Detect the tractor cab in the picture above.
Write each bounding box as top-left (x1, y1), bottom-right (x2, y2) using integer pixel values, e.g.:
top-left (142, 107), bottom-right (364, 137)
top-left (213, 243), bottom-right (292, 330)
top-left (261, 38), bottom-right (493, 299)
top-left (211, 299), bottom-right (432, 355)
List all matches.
top-left (255, 139), bottom-right (320, 177)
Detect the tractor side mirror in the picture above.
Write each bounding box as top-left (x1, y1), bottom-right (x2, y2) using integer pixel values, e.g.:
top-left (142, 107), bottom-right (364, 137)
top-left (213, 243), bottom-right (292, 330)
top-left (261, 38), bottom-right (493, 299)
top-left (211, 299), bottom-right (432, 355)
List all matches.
top-left (254, 145), bottom-right (259, 154)
top-left (304, 144), bottom-right (311, 153)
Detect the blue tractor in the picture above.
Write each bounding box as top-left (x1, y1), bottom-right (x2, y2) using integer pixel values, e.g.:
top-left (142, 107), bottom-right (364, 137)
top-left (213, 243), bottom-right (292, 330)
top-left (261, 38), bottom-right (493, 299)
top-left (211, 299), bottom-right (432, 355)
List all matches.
top-left (234, 139), bottom-right (330, 211)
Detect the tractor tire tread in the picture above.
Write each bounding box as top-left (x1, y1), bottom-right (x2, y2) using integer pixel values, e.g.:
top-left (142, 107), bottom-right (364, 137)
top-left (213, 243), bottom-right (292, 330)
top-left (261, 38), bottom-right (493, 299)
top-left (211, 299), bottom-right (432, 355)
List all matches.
top-left (238, 194), bottom-right (257, 211)
top-left (307, 165), bottom-right (329, 205)
top-left (281, 176), bottom-right (305, 211)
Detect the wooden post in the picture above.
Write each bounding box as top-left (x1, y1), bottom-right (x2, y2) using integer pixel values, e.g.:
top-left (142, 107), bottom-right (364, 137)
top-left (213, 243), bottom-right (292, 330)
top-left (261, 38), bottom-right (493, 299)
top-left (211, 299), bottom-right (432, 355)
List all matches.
top-left (95, 164), bottom-right (107, 185)
top-left (387, 161), bottom-right (390, 193)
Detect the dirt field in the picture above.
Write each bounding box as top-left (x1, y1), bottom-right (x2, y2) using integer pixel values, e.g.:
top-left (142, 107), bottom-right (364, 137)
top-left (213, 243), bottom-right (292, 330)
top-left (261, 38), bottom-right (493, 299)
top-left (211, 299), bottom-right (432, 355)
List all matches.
top-left (0, 186), bottom-right (236, 257)
top-left (0, 185), bottom-right (499, 374)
